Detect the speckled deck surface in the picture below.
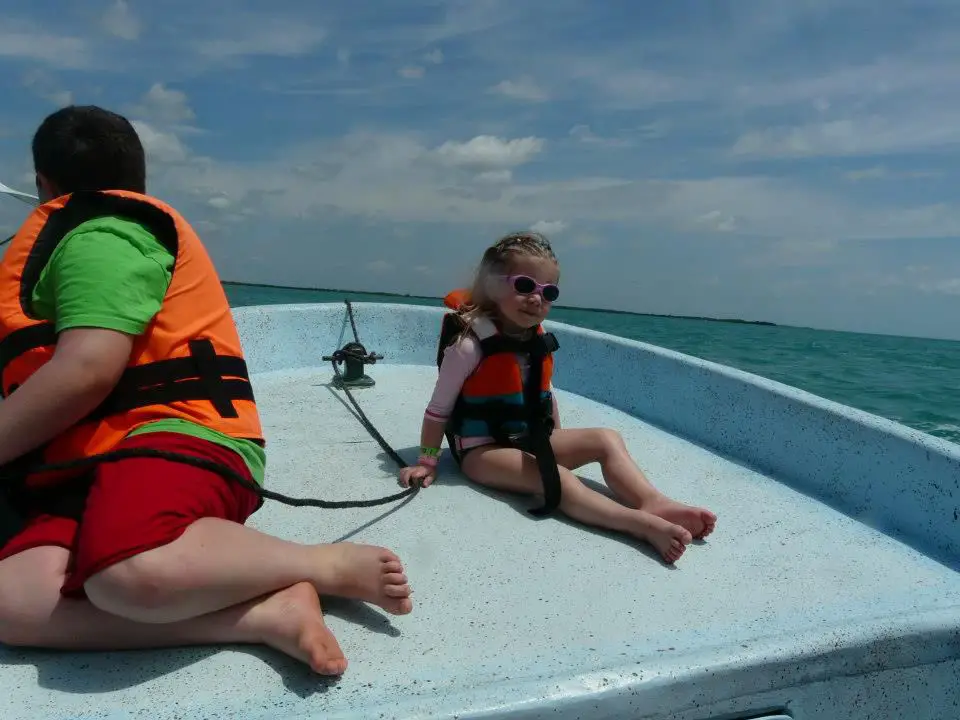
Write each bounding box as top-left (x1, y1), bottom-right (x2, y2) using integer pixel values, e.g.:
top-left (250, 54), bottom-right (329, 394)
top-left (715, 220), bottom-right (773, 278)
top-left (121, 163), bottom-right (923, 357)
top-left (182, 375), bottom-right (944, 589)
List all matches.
top-left (2, 363), bottom-right (958, 720)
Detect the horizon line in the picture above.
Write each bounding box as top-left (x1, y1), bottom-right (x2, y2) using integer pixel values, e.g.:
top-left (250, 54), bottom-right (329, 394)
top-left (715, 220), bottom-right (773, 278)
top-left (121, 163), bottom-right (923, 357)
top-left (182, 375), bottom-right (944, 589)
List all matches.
top-left (220, 280), bottom-right (960, 344)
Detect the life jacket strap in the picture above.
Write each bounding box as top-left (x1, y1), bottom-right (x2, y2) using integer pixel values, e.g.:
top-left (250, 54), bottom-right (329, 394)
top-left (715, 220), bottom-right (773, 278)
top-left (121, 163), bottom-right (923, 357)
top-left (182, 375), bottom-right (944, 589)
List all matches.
top-left (0, 329), bottom-right (255, 420)
top-left (522, 337), bottom-right (561, 516)
top-left (89, 338), bottom-right (254, 420)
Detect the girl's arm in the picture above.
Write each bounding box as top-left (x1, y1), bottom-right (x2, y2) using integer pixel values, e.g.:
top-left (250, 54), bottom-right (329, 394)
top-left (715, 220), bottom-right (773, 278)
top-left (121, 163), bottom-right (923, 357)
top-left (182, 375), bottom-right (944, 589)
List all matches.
top-left (551, 390), bottom-right (561, 430)
top-left (417, 335), bottom-right (482, 461)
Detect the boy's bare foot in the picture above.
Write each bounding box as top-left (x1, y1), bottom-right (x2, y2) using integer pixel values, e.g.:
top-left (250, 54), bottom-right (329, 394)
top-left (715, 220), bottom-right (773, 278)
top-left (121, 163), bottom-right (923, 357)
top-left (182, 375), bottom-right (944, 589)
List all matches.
top-left (248, 582), bottom-right (348, 675)
top-left (632, 511), bottom-right (692, 564)
top-left (312, 543), bottom-right (414, 615)
top-left (643, 496), bottom-right (717, 540)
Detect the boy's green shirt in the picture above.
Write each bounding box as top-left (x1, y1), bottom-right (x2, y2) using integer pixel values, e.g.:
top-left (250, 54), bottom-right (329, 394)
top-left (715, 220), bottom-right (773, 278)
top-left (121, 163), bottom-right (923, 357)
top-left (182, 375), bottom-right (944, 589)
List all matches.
top-left (29, 215), bottom-right (266, 485)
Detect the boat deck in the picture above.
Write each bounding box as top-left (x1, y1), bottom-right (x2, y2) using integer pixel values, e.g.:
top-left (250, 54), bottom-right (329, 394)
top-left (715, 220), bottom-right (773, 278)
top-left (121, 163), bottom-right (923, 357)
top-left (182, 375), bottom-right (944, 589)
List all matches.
top-left (3, 364), bottom-right (958, 720)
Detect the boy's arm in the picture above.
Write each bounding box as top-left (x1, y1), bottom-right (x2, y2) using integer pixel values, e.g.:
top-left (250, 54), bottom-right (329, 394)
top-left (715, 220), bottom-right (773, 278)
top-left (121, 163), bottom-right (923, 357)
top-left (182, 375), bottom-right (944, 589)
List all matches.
top-left (0, 219), bottom-right (173, 468)
top-left (0, 328), bottom-right (134, 465)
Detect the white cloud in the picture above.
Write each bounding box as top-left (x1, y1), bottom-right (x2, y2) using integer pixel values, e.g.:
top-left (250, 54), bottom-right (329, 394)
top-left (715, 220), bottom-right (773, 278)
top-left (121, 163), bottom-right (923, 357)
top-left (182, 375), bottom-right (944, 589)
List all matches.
top-left (125, 84), bottom-right (199, 166)
top-left (731, 57), bottom-right (959, 110)
top-left (531, 220), bottom-right (567, 235)
top-left (101, 0), bottom-right (141, 41)
top-left (731, 113), bottom-right (960, 158)
top-left (399, 65), bottom-right (425, 79)
top-left (568, 124), bottom-right (635, 148)
top-left (367, 259), bottom-right (392, 274)
top-left (0, 21), bottom-right (90, 69)
top-left (434, 135), bottom-right (544, 169)
top-left (843, 166), bottom-right (943, 182)
top-left (568, 234), bottom-right (603, 248)
top-left (129, 83), bottom-right (196, 126)
top-left (475, 170), bottom-right (512, 184)
top-left (923, 278), bottom-right (960, 295)
top-left (196, 19), bottom-right (326, 60)
top-left (843, 166), bottom-right (890, 182)
top-left (21, 69), bottom-right (73, 106)
top-left (696, 210), bottom-right (739, 233)
top-left (849, 266), bottom-right (960, 297)
top-left (489, 77), bottom-right (549, 102)
top-left (742, 239), bottom-right (838, 270)
top-left (1, 0), bottom-right (950, 338)
top-left (132, 121), bottom-right (189, 163)
top-left (143, 128), bottom-right (960, 243)
top-left (577, 64), bottom-right (692, 108)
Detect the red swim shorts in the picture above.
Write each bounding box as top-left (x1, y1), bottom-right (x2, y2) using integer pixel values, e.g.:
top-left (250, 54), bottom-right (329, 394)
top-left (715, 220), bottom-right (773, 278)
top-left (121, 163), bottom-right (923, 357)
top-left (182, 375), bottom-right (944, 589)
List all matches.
top-left (0, 431), bottom-right (261, 598)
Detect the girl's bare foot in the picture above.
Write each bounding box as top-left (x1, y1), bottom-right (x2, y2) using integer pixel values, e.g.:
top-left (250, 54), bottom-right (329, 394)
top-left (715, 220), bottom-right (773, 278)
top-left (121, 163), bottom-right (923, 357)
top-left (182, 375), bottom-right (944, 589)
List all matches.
top-left (643, 496), bottom-right (717, 540)
top-left (632, 511), bottom-right (693, 564)
top-left (312, 543), bottom-right (414, 615)
top-left (247, 582), bottom-right (348, 675)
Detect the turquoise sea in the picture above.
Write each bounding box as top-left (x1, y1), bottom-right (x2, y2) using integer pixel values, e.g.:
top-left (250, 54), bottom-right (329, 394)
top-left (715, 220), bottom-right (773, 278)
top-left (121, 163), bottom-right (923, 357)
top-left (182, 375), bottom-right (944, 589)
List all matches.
top-left (225, 283), bottom-right (960, 447)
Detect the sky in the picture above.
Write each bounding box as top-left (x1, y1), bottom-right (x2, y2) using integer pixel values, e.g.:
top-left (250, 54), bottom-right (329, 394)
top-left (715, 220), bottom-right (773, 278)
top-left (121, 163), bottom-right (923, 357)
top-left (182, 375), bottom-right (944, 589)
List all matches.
top-left (1, 0), bottom-right (959, 341)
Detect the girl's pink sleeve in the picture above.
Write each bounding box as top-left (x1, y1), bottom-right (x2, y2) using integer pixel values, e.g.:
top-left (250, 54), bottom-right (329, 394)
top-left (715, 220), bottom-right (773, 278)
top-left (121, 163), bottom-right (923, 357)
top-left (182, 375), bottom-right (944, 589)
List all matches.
top-left (424, 336), bottom-right (482, 423)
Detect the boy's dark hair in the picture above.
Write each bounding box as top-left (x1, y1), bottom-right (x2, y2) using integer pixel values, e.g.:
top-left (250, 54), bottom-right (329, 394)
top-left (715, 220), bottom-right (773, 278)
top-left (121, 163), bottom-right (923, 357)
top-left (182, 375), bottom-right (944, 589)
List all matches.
top-left (31, 105), bottom-right (146, 194)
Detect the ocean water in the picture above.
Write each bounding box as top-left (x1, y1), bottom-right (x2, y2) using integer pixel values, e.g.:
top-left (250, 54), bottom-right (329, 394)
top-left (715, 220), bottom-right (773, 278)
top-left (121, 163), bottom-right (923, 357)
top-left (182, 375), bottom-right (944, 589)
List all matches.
top-left (225, 283), bottom-right (960, 447)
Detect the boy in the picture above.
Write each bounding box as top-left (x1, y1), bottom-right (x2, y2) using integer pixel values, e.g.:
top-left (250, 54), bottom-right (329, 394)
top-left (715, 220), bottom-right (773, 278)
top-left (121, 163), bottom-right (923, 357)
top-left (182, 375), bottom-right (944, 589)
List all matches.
top-left (0, 105), bottom-right (412, 675)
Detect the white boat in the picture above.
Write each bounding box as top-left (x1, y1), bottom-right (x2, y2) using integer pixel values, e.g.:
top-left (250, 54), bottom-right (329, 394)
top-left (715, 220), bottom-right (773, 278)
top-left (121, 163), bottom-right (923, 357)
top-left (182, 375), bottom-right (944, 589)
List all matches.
top-left (2, 296), bottom-right (956, 719)
top-left (2, 185), bottom-right (959, 719)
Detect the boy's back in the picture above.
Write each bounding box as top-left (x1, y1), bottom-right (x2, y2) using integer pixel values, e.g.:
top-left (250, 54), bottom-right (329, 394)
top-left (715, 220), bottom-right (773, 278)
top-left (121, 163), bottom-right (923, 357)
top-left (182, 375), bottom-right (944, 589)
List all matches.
top-left (0, 104), bottom-right (413, 677)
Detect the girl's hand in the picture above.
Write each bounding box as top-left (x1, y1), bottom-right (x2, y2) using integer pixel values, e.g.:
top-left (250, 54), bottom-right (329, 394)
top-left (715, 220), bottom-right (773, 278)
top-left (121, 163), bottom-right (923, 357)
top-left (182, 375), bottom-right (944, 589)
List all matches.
top-left (400, 464), bottom-right (435, 488)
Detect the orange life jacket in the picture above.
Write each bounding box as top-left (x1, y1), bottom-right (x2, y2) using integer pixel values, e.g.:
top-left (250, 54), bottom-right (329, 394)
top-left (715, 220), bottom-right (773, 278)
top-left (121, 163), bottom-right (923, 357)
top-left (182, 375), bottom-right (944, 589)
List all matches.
top-left (436, 288), bottom-right (561, 515)
top-left (0, 189), bottom-right (263, 488)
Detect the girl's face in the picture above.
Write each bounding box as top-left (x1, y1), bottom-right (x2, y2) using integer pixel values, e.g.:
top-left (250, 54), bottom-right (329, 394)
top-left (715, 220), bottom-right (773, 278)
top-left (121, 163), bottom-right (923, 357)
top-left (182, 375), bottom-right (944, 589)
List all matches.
top-left (491, 254), bottom-right (560, 331)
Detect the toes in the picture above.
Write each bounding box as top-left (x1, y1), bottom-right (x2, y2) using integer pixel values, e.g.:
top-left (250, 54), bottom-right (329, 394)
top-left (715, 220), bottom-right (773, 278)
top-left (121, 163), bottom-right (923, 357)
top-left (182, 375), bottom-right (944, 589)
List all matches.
top-left (378, 549), bottom-right (401, 564)
top-left (383, 596), bottom-right (414, 615)
top-left (315, 657), bottom-right (349, 676)
top-left (384, 583), bottom-right (411, 598)
top-left (666, 540), bottom-right (686, 563)
top-left (382, 572), bottom-right (408, 587)
top-left (382, 560), bottom-right (404, 574)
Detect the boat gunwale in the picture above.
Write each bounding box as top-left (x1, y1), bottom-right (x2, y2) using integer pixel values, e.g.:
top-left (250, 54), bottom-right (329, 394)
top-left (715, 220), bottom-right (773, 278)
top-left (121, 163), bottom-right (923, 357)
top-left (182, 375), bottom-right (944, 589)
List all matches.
top-left (233, 301), bottom-right (960, 576)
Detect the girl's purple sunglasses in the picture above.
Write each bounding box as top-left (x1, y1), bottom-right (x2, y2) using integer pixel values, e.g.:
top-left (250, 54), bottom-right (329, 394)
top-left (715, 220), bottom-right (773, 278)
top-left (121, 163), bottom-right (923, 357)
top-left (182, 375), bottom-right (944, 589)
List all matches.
top-left (499, 274), bottom-right (560, 302)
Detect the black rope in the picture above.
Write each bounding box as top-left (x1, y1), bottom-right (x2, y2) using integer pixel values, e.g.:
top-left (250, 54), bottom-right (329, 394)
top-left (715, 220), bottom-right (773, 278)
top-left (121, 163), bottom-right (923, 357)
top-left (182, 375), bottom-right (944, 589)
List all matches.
top-left (0, 300), bottom-right (420, 510)
top-left (346, 299), bottom-right (361, 349)
top-left (329, 301), bottom-right (409, 471)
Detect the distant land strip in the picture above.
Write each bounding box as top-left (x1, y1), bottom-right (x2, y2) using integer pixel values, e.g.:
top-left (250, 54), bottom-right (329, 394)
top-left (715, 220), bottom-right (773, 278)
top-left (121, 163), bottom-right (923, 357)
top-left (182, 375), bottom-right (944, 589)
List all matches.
top-left (222, 280), bottom-right (778, 328)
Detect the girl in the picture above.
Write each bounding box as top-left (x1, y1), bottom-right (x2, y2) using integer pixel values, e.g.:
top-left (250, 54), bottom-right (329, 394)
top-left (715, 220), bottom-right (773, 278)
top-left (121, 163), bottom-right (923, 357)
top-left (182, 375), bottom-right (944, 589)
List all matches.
top-left (400, 231), bottom-right (716, 563)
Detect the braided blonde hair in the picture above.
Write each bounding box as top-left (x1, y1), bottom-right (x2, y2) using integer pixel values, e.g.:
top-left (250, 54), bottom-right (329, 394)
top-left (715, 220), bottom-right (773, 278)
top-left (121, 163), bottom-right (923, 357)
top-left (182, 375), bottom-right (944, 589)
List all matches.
top-left (457, 230), bottom-right (559, 337)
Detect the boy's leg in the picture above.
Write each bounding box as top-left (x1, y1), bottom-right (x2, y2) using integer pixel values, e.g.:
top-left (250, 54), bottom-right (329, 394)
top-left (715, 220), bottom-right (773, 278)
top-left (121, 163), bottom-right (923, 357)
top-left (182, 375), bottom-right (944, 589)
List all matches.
top-left (65, 432), bottom-right (413, 624)
top-left (549, 428), bottom-right (717, 539)
top-left (0, 545), bottom-right (349, 674)
top-left (461, 444), bottom-right (691, 563)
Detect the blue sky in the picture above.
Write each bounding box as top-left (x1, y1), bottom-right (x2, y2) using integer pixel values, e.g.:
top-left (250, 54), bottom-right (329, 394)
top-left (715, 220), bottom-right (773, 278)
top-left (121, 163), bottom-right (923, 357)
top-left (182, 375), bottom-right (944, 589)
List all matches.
top-left (1, 0), bottom-right (959, 340)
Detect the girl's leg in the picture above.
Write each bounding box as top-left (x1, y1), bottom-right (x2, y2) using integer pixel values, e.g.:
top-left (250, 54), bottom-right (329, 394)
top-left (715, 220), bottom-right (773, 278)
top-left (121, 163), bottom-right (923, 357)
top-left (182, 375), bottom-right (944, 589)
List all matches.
top-left (550, 428), bottom-right (717, 539)
top-left (461, 445), bottom-right (691, 563)
top-left (0, 546), bottom-right (348, 675)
